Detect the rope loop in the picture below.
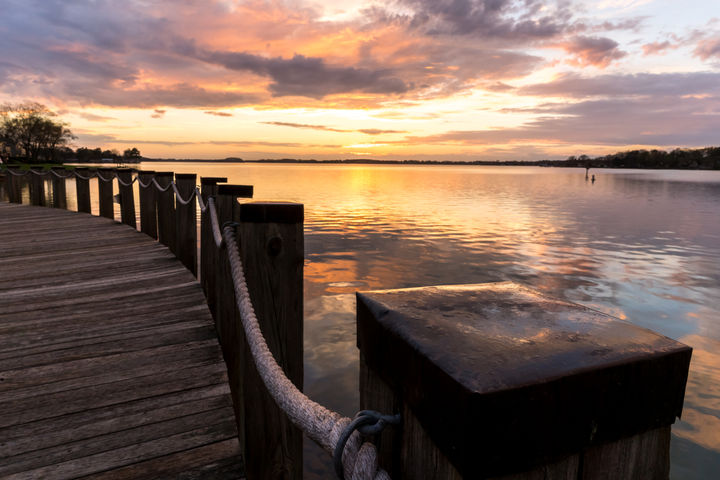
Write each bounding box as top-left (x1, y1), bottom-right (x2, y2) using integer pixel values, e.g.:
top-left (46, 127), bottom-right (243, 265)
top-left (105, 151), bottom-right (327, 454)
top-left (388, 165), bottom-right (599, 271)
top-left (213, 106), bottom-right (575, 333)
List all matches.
top-left (333, 411), bottom-right (401, 480)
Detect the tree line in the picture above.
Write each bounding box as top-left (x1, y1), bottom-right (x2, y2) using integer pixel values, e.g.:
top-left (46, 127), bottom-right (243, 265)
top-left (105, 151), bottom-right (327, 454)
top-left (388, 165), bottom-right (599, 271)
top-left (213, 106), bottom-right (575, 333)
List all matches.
top-left (0, 102), bottom-right (141, 164)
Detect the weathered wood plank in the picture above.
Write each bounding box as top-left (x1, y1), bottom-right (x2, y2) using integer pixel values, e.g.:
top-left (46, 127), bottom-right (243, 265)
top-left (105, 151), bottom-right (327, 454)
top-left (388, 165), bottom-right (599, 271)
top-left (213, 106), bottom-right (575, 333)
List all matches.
top-left (0, 202), bottom-right (242, 478)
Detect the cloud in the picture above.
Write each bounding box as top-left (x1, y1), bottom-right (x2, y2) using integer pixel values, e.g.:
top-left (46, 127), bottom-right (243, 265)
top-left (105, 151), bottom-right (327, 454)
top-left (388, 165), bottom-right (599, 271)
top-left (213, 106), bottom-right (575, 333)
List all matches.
top-left (261, 121), bottom-right (407, 135)
top-left (558, 36), bottom-right (626, 68)
top-left (200, 51), bottom-right (411, 98)
top-left (694, 36), bottom-right (720, 60)
top-left (358, 128), bottom-right (407, 135)
top-left (261, 121), bottom-right (350, 132)
top-left (641, 40), bottom-right (678, 56)
top-left (400, 94), bottom-right (720, 148)
top-left (204, 111), bottom-right (233, 117)
top-left (151, 109), bottom-right (166, 118)
top-left (395, 0), bottom-right (569, 41)
top-left (518, 72), bottom-right (720, 98)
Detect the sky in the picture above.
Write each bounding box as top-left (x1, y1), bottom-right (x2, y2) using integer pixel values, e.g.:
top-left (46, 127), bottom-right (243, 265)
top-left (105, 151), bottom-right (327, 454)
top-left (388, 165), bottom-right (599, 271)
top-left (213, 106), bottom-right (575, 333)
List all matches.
top-left (1, 0), bottom-right (719, 161)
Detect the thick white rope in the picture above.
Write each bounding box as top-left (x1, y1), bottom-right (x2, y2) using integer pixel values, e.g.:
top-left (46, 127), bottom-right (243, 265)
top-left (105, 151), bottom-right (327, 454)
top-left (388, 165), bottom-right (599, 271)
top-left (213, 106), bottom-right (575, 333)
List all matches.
top-left (196, 188), bottom-right (208, 212)
top-left (151, 177), bottom-right (173, 192)
top-left (220, 221), bottom-right (388, 480)
top-left (171, 182), bottom-right (197, 205)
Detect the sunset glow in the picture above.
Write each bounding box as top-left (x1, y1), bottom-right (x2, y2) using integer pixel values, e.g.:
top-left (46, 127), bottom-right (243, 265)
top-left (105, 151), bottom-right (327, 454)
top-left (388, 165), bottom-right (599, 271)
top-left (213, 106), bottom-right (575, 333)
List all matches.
top-left (2, 0), bottom-right (719, 160)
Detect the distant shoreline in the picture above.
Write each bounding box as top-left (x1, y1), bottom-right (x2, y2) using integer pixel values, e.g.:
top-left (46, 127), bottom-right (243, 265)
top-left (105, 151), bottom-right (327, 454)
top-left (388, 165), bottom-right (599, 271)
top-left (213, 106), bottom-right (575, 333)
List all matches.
top-left (135, 154), bottom-right (720, 170)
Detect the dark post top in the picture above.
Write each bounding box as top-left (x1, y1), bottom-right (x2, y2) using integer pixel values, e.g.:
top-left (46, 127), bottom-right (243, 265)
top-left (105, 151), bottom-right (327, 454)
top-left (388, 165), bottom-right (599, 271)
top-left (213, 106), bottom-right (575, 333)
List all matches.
top-left (217, 184), bottom-right (253, 198)
top-left (201, 176), bottom-right (228, 185)
top-left (356, 282), bottom-right (693, 478)
top-left (239, 202), bottom-right (303, 224)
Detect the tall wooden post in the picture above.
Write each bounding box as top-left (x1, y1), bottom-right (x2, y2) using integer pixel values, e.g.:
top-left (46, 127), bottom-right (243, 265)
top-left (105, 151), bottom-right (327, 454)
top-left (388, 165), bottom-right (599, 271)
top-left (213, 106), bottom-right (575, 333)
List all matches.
top-left (116, 169), bottom-right (136, 228)
top-left (199, 176), bottom-right (228, 309)
top-left (238, 201), bottom-right (304, 480)
top-left (50, 167), bottom-right (67, 209)
top-left (174, 173), bottom-right (198, 276)
top-left (357, 282), bottom-right (693, 479)
top-left (155, 172), bottom-right (176, 252)
top-left (138, 170), bottom-right (157, 239)
top-left (29, 170), bottom-right (45, 206)
top-left (212, 185), bottom-right (245, 459)
top-left (97, 168), bottom-right (114, 219)
top-left (74, 168), bottom-right (92, 214)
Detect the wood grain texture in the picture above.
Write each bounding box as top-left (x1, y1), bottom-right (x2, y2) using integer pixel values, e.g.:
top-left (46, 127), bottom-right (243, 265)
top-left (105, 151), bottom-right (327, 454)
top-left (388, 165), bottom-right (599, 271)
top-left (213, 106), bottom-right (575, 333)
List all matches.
top-left (238, 202), bottom-right (303, 480)
top-left (50, 168), bottom-right (67, 209)
top-left (116, 169), bottom-right (137, 228)
top-left (0, 202), bottom-right (243, 478)
top-left (175, 173), bottom-right (197, 276)
top-left (74, 168), bottom-right (92, 214)
top-left (97, 168), bottom-right (114, 219)
top-left (155, 172), bottom-right (176, 253)
top-left (138, 170), bottom-right (157, 239)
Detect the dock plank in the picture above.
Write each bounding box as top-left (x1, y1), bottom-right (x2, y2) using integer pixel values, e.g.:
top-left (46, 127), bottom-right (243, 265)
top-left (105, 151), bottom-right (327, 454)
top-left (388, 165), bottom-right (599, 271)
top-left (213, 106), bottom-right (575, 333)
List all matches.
top-left (0, 202), bottom-right (243, 478)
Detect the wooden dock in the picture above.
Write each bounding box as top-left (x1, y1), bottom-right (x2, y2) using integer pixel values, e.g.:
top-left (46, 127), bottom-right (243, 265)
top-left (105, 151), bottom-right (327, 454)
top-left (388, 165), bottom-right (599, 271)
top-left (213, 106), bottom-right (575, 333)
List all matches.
top-left (0, 202), bottom-right (243, 479)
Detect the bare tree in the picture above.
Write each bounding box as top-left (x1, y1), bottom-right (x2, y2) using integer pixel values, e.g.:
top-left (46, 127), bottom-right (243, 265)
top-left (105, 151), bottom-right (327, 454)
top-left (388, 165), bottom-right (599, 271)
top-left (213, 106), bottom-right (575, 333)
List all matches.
top-left (0, 102), bottom-right (75, 163)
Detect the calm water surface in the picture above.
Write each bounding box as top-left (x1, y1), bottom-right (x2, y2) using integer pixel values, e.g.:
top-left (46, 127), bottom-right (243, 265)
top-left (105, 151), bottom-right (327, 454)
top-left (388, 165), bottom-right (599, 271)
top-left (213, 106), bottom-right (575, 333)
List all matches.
top-left (27, 163), bottom-right (720, 478)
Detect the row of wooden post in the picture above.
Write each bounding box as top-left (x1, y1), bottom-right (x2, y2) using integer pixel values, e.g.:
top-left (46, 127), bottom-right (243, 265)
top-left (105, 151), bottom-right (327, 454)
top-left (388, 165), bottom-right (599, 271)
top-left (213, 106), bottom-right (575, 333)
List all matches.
top-left (1, 166), bottom-right (305, 480)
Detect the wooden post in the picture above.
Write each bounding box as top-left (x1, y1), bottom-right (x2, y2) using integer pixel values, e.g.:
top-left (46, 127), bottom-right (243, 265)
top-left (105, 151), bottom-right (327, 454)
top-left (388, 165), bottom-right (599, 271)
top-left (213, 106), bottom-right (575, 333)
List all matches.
top-left (238, 201), bottom-right (304, 480)
top-left (116, 168), bottom-right (136, 228)
top-left (138, 170), bottom-right (157, 239)
top-left (6, 167), bottom-right (22, 204)
top-left (155, 172), bottom-right (176, 252)
top-left (0, 171), bottom-right (5, 202)
top-left (50, 167), bottom-right (67, 209)
top-left (29, 170), bottom-right (45, 206)
top-left (212, 185), bottom-right (245, 460)
top-left (97, 168), bottom-right (114, 219)
top-left (199, 176), bottom-right (228, 309)
top-left (174, 173), bottom-right (198, 276)
top-left (356, 282), bottom-right (693, 479)
top-left (74, 168), bottom-right (92, 214)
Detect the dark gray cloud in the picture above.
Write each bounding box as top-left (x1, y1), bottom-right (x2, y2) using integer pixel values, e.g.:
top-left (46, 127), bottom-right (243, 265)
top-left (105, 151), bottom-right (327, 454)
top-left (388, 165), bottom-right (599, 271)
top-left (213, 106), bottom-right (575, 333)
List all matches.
top-left (204, 111), bottom-right (233, 117)
top-left (396, 0), bottom-right (569, 40)
top-left (201, 51), bottom-right (410, 98)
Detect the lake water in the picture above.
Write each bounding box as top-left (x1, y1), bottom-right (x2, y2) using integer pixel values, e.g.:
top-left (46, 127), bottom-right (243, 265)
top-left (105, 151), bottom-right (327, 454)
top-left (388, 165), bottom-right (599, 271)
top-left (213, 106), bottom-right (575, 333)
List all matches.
top-left (8, 163), bottom-right (720, 478)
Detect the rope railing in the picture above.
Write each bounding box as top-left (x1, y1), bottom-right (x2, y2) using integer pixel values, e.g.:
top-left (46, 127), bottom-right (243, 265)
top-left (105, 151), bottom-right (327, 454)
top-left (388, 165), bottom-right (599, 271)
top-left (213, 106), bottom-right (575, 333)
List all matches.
top-left (209, 198), bottom-right (394, 480)
top-left (1, 166), bottom-right (202, 208)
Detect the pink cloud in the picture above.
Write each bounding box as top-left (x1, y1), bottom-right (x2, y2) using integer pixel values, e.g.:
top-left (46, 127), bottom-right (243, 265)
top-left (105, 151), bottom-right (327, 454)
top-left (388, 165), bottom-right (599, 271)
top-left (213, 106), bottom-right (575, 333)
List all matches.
top-left (559, 36), bottom-right (627, 68)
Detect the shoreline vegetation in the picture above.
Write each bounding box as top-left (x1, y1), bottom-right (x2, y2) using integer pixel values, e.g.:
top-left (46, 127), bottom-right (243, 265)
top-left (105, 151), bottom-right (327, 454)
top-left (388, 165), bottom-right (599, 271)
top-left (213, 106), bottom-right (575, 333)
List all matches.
top-left (3, 145), bottom-right (720, 171)
top-left (137, 146), bottom-right (720, 170)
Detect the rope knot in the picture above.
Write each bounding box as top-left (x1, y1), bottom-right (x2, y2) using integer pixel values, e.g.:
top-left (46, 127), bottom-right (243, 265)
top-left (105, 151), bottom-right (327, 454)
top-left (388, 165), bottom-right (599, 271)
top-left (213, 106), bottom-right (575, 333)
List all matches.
top-left (333, 410), bottom-right (401, 479)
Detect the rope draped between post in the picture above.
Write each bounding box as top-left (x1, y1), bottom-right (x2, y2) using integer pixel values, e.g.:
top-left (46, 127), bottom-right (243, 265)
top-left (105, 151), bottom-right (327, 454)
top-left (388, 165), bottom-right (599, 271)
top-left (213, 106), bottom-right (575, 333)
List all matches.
top-left (218, 216), bottom-right (395, 480)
